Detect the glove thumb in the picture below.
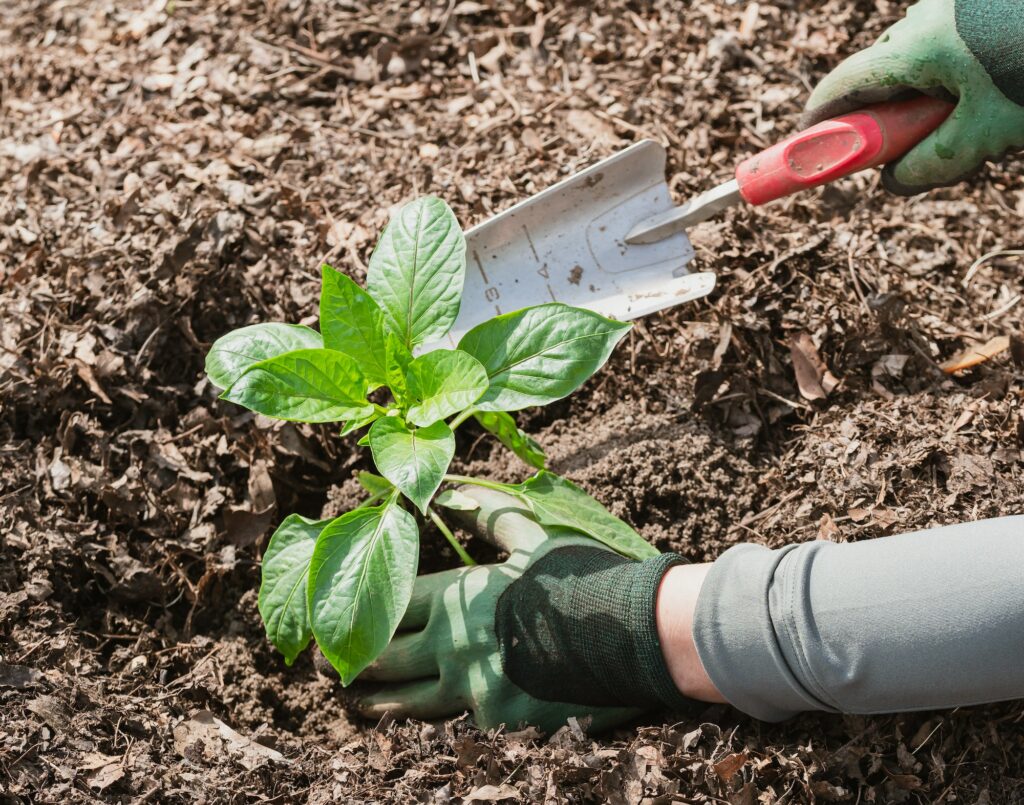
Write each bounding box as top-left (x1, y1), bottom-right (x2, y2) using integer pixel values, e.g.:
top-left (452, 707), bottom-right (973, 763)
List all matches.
top-left (802, 46), bottom-right (917, 128)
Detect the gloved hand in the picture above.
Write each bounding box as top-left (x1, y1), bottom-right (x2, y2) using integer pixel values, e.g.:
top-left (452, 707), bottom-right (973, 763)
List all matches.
top-left (353, 487), bottom-right (690, 734)
top-left (803, 0), bottom-right (1024, 194)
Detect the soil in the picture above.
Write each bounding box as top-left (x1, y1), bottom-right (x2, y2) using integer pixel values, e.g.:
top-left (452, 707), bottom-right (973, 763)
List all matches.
top-left (2, 0), bottom-right (1023, 802)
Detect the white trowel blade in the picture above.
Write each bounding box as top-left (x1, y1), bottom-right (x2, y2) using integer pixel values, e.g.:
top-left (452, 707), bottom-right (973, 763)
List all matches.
top-left (436, 140), bottom-right (715, 348)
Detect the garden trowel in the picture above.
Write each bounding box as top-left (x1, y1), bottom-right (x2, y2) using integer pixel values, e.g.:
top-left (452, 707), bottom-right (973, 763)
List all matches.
top-left (442, 95), bottom-right (953, 347)
top-left (438, 138), bottom-right (709, 348)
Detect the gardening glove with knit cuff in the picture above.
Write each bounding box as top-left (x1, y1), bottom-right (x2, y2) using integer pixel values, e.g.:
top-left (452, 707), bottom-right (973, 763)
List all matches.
top-left (803, 0), bottom-right (1024, 195)
top-left (354, 487), bottom-right (691, 734)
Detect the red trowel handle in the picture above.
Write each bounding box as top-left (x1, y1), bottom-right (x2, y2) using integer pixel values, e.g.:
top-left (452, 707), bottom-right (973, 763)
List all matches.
top-left (735, 95), bottom-right (955, 206)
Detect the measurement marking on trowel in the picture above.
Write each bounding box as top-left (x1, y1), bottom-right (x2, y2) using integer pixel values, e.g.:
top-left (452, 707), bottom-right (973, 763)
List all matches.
top-left (472, 250), bottom-right (489, 283)
top-left (522, 226), bottom-right (540, 262)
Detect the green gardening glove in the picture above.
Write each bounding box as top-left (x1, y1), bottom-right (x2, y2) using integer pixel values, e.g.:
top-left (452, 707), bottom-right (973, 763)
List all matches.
top-left (803, 0), bottom-right (1024, 195)
top-left (354, 487), bottom-right (690, 734)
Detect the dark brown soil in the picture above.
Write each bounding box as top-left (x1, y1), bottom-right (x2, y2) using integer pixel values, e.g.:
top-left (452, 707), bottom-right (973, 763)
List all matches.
top-left (2, 0), bottom-right (1023, 802)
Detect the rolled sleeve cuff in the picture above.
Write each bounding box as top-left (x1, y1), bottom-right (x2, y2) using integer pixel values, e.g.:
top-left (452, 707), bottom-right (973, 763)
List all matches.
top-left (691, 543), bottom-right (836, 722)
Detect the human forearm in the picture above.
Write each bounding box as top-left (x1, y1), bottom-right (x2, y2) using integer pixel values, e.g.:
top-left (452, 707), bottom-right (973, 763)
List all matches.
top-left (692, 516), bottom-right (1024, 721)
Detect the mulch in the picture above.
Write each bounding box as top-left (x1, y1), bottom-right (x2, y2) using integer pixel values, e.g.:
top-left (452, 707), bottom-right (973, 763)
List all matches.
top-left (2, 0), bottom-right (1022, 801)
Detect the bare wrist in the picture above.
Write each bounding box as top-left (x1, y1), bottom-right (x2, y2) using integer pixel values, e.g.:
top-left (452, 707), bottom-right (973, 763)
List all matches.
top-left (655, 563), bottom-right (727, 704)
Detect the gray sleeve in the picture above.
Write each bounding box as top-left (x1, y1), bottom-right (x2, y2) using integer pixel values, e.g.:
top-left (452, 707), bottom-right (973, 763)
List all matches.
top-left (692, 516), bottom-right (1024, 722)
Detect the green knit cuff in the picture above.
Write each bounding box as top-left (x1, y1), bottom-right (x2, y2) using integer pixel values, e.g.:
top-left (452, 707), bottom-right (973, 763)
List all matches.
top-left (956, 0), bottom-right (1024, 106)
top-left (574, 551), bottom-right (692, 710)
top-left (495, 545), bottom-right (690, 711)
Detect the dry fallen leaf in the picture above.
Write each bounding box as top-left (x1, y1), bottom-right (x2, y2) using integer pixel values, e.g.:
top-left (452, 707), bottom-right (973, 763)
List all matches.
top-left (817, 513), bottom-right (840, 541)
top-left (714, 751), bottom-right (748, 781)
top-left (465, 784), bottom-right (520, 802)
top-left (847, 507), bottom-right (870, 523)
top-left (789, 332), bottom-right (840, 401)
top-left (80, 752), bottom-right (125, 791)
top-left (173, 710), bottom-right (287, 770)
top-left (940, 335), bottom-right (1010, 373)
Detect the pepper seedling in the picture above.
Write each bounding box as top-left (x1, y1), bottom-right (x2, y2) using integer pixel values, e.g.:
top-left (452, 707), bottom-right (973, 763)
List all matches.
top-left (206, 196), bottom-right (657, 684)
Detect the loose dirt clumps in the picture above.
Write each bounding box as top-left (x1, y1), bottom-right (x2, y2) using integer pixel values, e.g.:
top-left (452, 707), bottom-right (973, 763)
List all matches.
top-left (539, 402), bottom-right (762, 556)
top-left (2, 0), bottom-right (1022, 802)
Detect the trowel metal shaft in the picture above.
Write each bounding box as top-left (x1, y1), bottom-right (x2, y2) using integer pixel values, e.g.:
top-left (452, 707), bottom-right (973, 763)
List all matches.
top-left (625, 95), bottom-right (954, 245)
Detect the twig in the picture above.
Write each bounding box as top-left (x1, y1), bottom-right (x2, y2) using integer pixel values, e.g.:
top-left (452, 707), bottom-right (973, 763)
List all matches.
top-left (247, 34), bottom-right (351, 77)
top-left (963, 249), bottom-right (1024, 285)
top-left (984, 293), bottom-right (1021, 322)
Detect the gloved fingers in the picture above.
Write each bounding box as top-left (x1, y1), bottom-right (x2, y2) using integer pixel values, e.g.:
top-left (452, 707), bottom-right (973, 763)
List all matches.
top-left (884, 92), bottom-right (987, 194)
top-left (801, 1), bottom-right (962, 130)
top-left (473, 689), bottom-right (643, 735)
top-left (398, 565), bottom-right (470, 630)
top-left (359, 631), bottom-right (438, 682)
top-left (449, 486), bottom-right (550, 554)
top-left (356, 678), bottom-right (467, 721)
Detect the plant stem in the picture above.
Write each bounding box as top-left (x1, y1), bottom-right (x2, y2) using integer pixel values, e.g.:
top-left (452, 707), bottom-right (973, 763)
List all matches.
top-left (355, 488), bottom-right (391, 509)
top-left (447, 407), bottom-right (477, 431)
top-left (443, 474), bottom-right (514, 493)
top-left (428, 508), bottom-right (476, 566)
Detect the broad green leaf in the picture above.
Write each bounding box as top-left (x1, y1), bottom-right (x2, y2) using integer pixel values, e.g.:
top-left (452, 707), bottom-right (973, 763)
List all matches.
top-left (206, 323), bottom-right (322, 390)
top-left (223, 349), bottom-right (372, 423)
top-left (434, 488), bottom-right (480, 511)
top-left (366, 196), bottom-right (466, 348)
top-left (307, 500), bottom-right (419, 685)
top-left (385, 332), bottom-right (413, 406)
top-left (406, 349), bottom-right (488, 427)
top-left (340, 409), bottom-right (381, 436)
top-left (511, 470), bottom-right (657, 560)
top-left (459, 304), bottom-right (631, 412)
top-left (357, 471), bottom-right (394, 498)
top-left (368, 417), bottom-right (454, 513)
top-left (319, 265), bottom-right (389, 388)
top-left (258, 514), bottom-right (327, 665)
top-left (473, 410), bottom-right (546, 469)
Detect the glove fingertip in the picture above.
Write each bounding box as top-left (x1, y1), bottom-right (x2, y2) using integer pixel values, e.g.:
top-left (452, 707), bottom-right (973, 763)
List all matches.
top-left (880, 164), bottom-right (929, 197)
top-left (885, 101), bottom-right (985, 195)
top-left (445, 486), bottom-right (511, 533)
top-left (884, 159), bottom-right (981, 197)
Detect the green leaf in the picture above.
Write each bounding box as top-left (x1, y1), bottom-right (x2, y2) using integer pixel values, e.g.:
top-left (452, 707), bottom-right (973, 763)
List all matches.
top-left (307, 500), bottom-right (419, 685)
top-left (222, 349), bottom-right (372, 423)
top-left (473, 410), bottom-right (546, 469)
top-left (319, 265), bottom-right (389, 388)
top-left (366, 196), bottom-right (466, 348)
top-left (459, 304), bottom-right (631, 412)
top-left (340, 409), bottom-right (381, 437)
top-left (258, 514), bottom-right (326, 665)
top-left (511, 470), bottom-right (657, 560)
top-left (385, 332), bottom-right (414, 406)
top-left (434, 488), bottom-right (480, 511)
top-left (368, 417), bottom-right (454, 514)
top-left (357, 471), bottom-right (394, 498)
top-left (406, 349), bottom-right (489, 427)
top-left (206, 323), bottom-right (323, 390)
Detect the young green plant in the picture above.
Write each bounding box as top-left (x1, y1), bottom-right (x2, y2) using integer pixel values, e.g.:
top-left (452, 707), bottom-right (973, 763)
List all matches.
top-left (206, 196), bottom-right (657, 685)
